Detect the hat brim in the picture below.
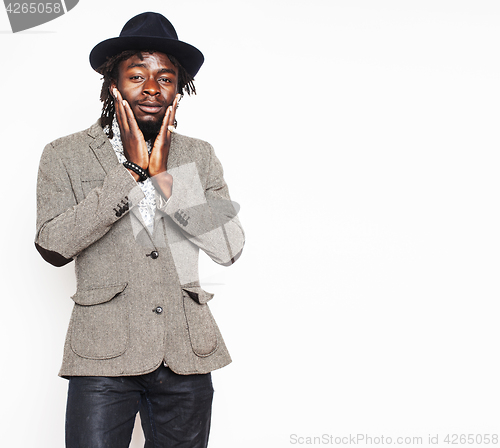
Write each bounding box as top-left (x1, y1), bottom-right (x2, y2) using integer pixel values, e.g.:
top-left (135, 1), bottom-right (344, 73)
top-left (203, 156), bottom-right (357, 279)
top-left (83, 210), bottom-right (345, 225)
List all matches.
top-left (89, 36), bottom-right (204, 78)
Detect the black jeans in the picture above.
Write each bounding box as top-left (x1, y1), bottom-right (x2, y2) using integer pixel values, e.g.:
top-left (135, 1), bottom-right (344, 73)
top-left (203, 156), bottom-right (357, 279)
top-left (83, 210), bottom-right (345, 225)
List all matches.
top-left (65, 364), bottom-right (213, 448)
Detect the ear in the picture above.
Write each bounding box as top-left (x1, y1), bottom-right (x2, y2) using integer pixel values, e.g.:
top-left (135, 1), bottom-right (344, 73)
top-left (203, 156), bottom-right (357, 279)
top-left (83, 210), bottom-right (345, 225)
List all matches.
top-left (109, 80), bottom-right (117, 97)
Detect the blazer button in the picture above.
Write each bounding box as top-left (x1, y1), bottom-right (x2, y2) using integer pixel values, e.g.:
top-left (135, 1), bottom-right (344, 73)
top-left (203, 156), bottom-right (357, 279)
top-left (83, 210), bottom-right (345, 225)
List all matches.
top-left (147, 251), bottom-right (159, 259)
top-left (154, 306), bottom-right (163, 314)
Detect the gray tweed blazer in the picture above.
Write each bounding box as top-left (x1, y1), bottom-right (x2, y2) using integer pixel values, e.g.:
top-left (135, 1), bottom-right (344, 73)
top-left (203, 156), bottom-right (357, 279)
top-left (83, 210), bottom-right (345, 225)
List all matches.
top-left (35, 121), bottom-right (244, 377)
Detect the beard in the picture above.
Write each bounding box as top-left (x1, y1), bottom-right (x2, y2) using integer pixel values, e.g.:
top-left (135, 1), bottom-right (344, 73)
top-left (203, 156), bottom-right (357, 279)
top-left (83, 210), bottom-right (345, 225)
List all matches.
top-left (137, 115), bottom-right (164, 141)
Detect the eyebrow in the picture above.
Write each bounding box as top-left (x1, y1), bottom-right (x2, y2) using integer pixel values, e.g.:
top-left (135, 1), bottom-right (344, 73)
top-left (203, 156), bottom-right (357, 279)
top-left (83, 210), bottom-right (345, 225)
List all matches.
top-left (126, 63), bottom-right (176, 76)
top-left (126, 62), bottom-right (146, 69)
top-left (158, 68), bottom-right (177, 75)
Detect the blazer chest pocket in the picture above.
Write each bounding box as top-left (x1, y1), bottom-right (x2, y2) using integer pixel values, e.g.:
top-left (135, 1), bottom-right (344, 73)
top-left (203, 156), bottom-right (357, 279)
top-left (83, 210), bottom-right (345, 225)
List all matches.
top-left (70, 284), bottom-right (129, 360)
top-left (81, 178), bottom-right (104, 198)
top-left (182, 286), bottom-right (218, 357)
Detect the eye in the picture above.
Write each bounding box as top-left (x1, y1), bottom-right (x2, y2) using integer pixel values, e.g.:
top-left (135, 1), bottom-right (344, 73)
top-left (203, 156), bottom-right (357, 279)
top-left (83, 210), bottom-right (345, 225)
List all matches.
top-left (158, 77), bottom-right (172, 83)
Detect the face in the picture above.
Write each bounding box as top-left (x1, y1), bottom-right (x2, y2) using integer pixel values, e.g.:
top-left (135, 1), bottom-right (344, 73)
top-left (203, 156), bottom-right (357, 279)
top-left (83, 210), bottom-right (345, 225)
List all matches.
top-left (112, 52), bottom-right (178, 137)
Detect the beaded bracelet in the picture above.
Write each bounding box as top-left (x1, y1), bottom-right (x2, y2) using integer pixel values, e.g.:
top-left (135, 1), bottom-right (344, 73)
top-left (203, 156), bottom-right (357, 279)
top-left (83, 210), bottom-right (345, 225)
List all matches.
top-left (123, 161), bottom-right (148, 182)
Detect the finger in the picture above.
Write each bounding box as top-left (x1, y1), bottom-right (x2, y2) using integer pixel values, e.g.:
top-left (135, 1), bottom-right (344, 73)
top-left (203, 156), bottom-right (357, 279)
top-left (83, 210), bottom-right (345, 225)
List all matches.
top-left (154, 106), bottom-right (171, 149)
top-left (113, 88), bottom-right (130, 135)
top-left (165, 106), bottom-right (174, 145)
top-left (164, 106), bottom-right (174, 150)
top-left (122, 99), bottom-right (143, 136)
top-left (169, 94), bottom-right (181, 127)
top-left (157, 94), bottom-right (179, 139)
top-left (151, 106), bottom-right (172, 166)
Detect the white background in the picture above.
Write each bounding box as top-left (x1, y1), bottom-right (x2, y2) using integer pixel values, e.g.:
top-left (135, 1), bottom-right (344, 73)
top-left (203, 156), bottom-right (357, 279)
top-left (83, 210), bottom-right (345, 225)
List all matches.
top-left (1, 0), bottom-right (500, 446)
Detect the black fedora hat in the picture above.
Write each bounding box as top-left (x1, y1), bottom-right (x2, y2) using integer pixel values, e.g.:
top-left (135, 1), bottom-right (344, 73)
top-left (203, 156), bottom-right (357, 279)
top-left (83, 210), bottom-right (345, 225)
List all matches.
top-left (89, 12), bottom-right (204, 78)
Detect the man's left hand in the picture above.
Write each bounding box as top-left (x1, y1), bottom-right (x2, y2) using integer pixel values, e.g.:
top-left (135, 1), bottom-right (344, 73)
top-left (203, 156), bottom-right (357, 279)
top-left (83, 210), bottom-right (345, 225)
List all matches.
top-left (147, 93), bottom-right (180, 198)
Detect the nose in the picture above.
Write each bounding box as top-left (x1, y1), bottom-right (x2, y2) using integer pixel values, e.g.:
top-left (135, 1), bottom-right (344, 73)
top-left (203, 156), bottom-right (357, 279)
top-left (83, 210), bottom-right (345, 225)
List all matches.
top-left (143, 77), bottom-right (160, 96)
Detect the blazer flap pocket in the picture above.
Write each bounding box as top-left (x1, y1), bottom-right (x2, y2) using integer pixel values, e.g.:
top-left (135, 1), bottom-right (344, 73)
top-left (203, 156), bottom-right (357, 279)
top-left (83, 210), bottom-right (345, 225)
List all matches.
top-left (71, 283), bottom-right (128, 306)
top-left (182, 286), bottom-right (214, 304)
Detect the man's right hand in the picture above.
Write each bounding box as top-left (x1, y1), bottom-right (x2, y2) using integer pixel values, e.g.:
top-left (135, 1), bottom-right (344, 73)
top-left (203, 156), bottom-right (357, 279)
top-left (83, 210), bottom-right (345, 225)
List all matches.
top-left (113, 88), bottom-right (150, 177)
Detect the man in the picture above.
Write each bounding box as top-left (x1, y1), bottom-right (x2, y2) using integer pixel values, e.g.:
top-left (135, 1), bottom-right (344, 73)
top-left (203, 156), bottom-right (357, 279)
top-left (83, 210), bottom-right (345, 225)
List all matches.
top-left (35, 12), bottom-right (244, 448)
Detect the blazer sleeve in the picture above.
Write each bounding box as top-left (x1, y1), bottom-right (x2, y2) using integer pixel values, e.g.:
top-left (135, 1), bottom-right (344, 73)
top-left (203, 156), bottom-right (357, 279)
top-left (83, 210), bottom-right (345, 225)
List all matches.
top-left (35, 141), bottom-right (144, 266)
top-left (157, 144), bottom-right (245, 266)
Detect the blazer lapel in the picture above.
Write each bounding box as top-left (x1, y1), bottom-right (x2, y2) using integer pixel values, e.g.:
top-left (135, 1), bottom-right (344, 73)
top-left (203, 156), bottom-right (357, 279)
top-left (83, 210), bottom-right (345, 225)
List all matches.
top-left (87, 121), bottom-right (120, 175)
top-left (166, 133), bottom-right (181, 169)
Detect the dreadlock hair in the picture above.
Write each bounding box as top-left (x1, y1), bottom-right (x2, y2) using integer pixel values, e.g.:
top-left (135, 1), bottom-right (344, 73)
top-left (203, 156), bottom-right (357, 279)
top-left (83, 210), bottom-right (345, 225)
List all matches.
top-left (97, 50), bottom-right (196, 138)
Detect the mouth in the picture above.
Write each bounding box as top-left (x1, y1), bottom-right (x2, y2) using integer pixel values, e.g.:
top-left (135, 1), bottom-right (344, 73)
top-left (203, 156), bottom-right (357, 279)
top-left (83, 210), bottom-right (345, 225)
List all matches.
top-left (137, 102), bottom-right (163, 114)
